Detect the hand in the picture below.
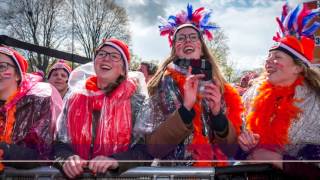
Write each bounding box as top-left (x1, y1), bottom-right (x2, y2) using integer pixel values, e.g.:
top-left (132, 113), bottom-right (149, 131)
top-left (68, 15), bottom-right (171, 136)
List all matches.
top-left (248, 148), bottom-right (283, 169)
top-left (238, 130), bottom-right (260, 152)
top-left (203, 82), bottom-right (221, 115)
top-left (88, 156), bottom-right (119, 174)
top-left (62, 155), bottom-right (87, 179)
top-left (183, 67), bottom-right (205, 110)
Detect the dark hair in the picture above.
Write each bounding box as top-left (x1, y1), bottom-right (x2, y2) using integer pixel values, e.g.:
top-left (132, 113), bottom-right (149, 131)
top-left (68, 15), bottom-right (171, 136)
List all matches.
top-left (141, 61), bottom-right (158, 75)
top-left (47, 68), bottom-right (70, 80)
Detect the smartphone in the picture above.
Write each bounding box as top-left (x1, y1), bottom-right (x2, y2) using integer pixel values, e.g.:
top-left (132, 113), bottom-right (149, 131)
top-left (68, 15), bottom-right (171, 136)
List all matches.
top-left (192, 68), bottom-right (212, 81)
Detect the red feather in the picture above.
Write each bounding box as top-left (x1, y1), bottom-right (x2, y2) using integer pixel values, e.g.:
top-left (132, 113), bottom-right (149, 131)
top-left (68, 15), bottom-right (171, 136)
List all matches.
top-left (160, 30), bottom-right (171, 36)
top-left (205, 30), bottom-right (213, 40)
top-left (296, 5), bottom-right (309, 34)
top-left (276, 17), bottom-right (285, 34)
top-left (192, 7), bottom-right (205, 24)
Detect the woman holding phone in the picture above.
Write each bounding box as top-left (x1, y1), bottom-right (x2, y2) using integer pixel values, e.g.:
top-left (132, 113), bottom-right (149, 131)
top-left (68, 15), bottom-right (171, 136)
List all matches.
top-left (134, 3), bottom-right (243, 167)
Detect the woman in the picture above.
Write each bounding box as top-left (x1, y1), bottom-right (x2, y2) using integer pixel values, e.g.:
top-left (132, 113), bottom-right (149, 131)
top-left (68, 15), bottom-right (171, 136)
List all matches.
top-left (238, 4), bottom-right (320, 178)
top-left (47, 60), bottom-right (72, 99)
top-left (53, 38), bottom-right (149, 178)
top-left (134, 4), bottom-right (243, 167)
top-left (0, 46), bottom-right (62, 169)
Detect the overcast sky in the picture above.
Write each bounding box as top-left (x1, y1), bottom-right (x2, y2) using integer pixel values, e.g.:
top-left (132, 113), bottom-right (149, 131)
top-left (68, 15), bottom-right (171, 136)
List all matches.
top-left (119, 0), bottom-right (305, 71)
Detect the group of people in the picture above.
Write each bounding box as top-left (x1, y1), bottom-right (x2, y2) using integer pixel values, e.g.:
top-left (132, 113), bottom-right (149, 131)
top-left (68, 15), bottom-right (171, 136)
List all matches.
top-left (0, 3), bottom-right (319, 179)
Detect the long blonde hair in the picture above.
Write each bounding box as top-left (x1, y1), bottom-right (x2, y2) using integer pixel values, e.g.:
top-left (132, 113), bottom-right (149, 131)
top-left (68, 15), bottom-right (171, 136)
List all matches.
top-left (295, 60), bottom-right (320, 97)
top-left (147, 38), bottom-right (227, 96)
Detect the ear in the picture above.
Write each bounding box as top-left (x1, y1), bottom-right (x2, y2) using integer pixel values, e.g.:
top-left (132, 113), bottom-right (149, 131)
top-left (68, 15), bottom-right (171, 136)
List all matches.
top-left (294, 65), bottom-right (303, 74)
top-left (15, 73), bottom-right (21, 81)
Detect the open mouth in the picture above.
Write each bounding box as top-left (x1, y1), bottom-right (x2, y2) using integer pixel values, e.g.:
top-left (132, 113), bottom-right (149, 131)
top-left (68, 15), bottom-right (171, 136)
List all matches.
top-left (266, 65), bottom-right (277, 74)
top-left (183, 46), bottom-right (195, 54)
top-left (100, 64), bottom-right (112, 70)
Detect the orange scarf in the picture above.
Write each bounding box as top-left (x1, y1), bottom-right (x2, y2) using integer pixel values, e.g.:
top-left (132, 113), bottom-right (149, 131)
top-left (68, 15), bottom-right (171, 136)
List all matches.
top-left (0, 89), bottom-right (19, 171)
top-left (165, 68), bottom-right (243, 166)
top-left (247, 77), bottom-right (303, 151)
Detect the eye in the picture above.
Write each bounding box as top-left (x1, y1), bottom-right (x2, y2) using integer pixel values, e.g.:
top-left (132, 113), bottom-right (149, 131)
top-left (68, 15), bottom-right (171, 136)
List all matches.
top-left (189, 34), bottom-right (198, 41)
top-left (111, 53), bottom-right (121, 60)
top-left (176, 35), bottom-right (186, 42)
top-left (97, 51), bottom-right (106, 57)
top-left (0, 64), bottom-right (6, 71)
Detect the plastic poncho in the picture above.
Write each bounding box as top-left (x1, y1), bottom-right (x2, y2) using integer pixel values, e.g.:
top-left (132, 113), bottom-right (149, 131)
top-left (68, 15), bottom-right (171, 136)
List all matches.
top-left (134, 63), bottom-right (243, 166)
top-left (0, 73), bottom-right (63, 159)
top-left (55, 62), bottom-right (147, 160)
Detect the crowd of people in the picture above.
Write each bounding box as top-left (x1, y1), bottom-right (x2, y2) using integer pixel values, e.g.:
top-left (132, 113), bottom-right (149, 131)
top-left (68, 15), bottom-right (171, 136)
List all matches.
top-left (0, 2), bottom-right (319, 179)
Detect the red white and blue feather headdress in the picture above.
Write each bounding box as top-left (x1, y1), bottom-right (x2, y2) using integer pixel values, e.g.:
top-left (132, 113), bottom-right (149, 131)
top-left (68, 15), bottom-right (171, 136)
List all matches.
top-left (274, 3), bottom-right (320, 41)
top-left (158, 3), bottom-right (218, 46)
top-left (271, 3), bottom-right (320, 66)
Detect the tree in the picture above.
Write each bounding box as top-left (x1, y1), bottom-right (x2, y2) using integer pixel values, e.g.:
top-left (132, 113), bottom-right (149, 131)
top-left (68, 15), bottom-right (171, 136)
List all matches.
top-left (206, 27), bottom-right (236, 82)
top-left (70, 0), bottom-right (130, 59)
top-left (129, 51), bottom-right (142, 71)
top-left (1, 0), bottom-right (66, 73)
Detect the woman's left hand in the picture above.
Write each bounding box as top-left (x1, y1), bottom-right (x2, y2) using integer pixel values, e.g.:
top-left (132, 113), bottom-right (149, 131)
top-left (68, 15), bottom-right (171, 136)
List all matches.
top-left (88, 156), bottom-right (119, 174)
top-left (203, 82), bottom-right (222, 115)
top-left (248, 148), bottom-right (283, 169)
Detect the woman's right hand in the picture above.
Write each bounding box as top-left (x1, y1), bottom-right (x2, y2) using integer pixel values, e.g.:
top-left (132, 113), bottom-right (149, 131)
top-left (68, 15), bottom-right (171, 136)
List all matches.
top-left (238, 130), bottom-right (260, 152)
top-left (183, 67), bottom-right (204, 110)
top-left (63, 155), bottom-right (88, 179)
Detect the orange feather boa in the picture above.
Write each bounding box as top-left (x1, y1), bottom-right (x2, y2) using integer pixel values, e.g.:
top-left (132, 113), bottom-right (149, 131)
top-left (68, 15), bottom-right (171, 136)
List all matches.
top-left (247, 77), bottom-right (303, 151)
top-left (165, 67), bottom-right (243, 166)
top-left (0, 89), bottom-right (19, 171)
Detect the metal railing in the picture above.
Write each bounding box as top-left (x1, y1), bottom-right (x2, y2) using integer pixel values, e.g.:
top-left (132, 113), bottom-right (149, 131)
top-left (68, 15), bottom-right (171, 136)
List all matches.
top-left (0, 164), bottom-right (282, 180)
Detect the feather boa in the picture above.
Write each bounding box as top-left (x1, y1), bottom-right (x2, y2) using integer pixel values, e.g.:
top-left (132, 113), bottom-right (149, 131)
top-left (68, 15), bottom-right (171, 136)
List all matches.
top-left (0, 89), bottom-right (18, 171)
top-left (165, 67), bottom-right (243, 166)
top-left (247, 77), bottom-right (303, 151)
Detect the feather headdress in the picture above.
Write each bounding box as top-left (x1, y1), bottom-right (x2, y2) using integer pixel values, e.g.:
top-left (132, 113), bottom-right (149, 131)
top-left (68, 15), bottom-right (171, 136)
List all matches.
top-left (271, 3), bottom-right (320, 66)
top-left (158, 3), bottom-right (218, 46)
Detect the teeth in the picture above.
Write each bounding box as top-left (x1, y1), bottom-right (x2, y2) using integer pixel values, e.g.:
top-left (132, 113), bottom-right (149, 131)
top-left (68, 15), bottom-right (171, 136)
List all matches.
top-left (101, 65), bottom-right (111, 70)
top-left (183, 46), bottom-right (194, 53)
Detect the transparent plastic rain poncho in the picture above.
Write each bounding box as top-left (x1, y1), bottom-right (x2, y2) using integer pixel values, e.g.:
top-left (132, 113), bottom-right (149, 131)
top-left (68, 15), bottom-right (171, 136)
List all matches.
top-left (0, 73), bottom-right (63, 159)
top-left (133, 62), bottom-right (244, 166)
top-left (55, 62), bottom-right (148, 160)
top-left (133, 63), bottom-right (224, 164)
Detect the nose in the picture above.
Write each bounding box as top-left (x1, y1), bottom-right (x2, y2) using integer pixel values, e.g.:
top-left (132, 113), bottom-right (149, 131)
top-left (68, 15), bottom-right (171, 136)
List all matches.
top-left (266, 54), bottom-right (275, 64)
top-left (185, 36), bottom-right (192, 42)
top-left (55, 75), bottom-right (62, 80)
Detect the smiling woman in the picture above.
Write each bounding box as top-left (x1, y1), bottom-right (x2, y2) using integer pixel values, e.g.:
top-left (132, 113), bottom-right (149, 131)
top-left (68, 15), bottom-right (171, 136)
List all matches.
top-left (53, 38), bottom-right (151, 178)
top-left (47, 60), bottom-right (72, 99)
top-left (0, 46), bottom-right (62, 170)
top-left (134, 3), bottom-right (243, 167)
top-left (238, 3), bottom-right (320, 178)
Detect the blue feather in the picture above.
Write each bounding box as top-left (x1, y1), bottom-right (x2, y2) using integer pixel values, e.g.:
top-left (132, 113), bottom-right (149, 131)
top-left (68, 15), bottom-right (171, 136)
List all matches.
top-left (200, 11), bottom-right (212, 26)
top-left (187, 3), bottom-right (193, 20)
top-left (168, 22), bottom-right (176, 27)
top-left (201, 25), bottom-right (218, 30)
top-left (168, 15), bottom-right (176, 21)
top-left (287, 5), bottom-right (300, 31)
top-left (302, 22), bottom-right (320, 37)
top-left (302, 12), bottom-right (319, 29)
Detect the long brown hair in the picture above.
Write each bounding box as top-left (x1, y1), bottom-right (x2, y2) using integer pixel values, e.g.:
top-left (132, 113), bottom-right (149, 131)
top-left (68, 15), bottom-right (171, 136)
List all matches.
top-left (147, 37), bottom-right (227, 96)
